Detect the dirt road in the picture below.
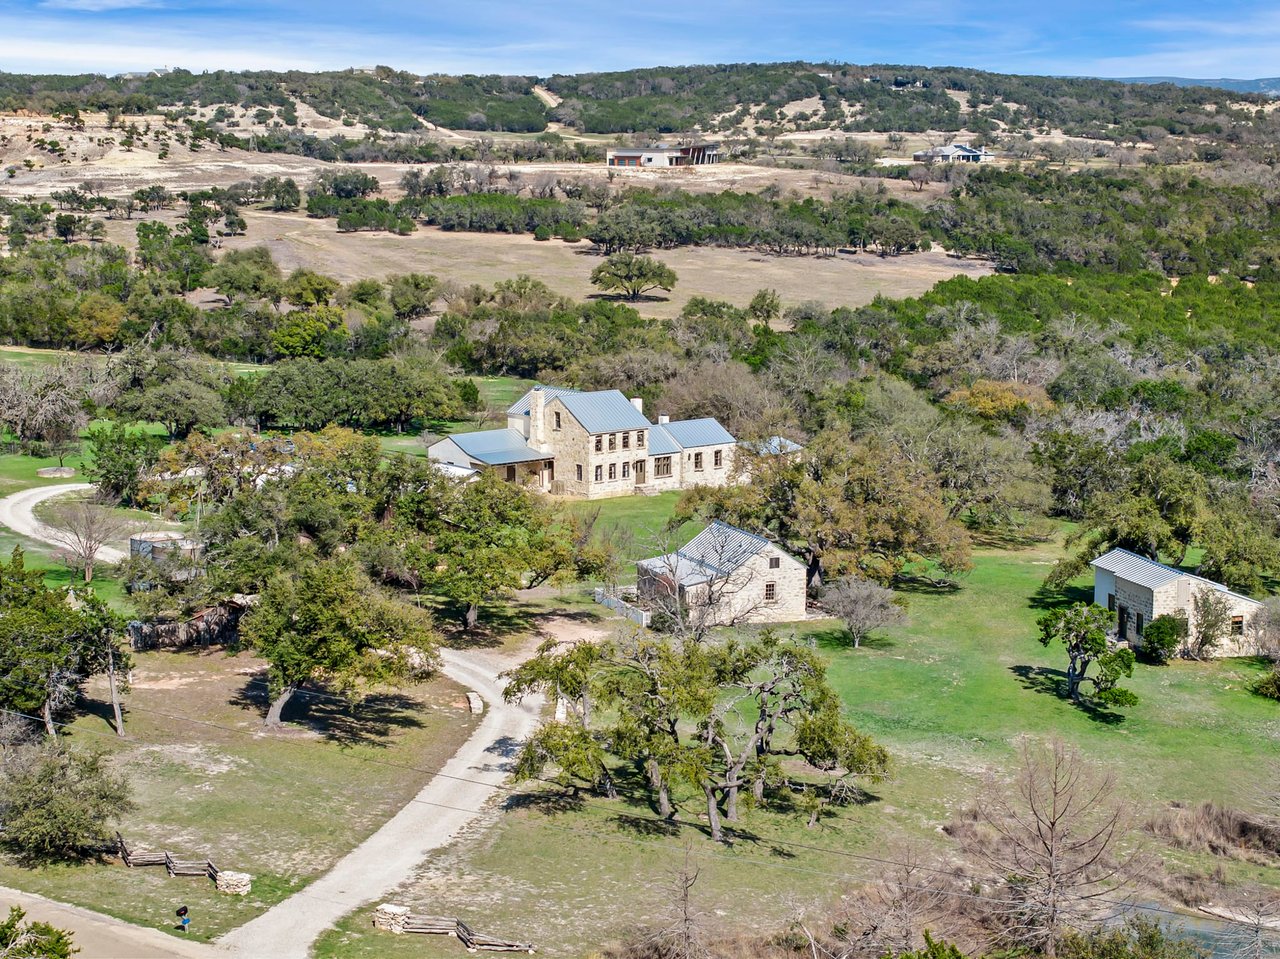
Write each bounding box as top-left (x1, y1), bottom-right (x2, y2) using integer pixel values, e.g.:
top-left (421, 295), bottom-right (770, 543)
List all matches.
top-left (0, 482), bottom-right (126, 563)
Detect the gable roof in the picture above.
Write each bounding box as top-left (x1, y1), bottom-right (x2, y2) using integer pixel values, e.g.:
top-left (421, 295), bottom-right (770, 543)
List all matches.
top-left (446, 429), bottom-right (545, 466)
top-left (660, 418), bottom-right (735, 449)
top-left (646, 425), bottom-right (683, 456)
top-left (740, 436), bottom-right (804, 456)
top-left (637, 521), bottom-right (791, 586)
top-left (1090, 548), bottom-right (1263, 606)
top-left (509, 387), bottom-right (650, 434)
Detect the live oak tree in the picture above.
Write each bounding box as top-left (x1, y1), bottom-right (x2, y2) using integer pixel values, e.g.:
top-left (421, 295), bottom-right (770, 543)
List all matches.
top-left (679, 431), bottom-right (972, 589)
top-left (238, 557), bottom-right (440, 727)
top-left (590, 252), bottom-right (678, 301)
top-left (83, 421), bottom-right (164, 507)
top-left (1037, 603), bottom-right (1137, 709)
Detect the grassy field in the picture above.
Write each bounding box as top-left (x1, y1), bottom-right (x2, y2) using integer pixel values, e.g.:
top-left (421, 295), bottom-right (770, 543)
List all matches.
top-left (0, 649), bottom-right (479, 942)
top-left (314, 529), bottom-right (1280, 958)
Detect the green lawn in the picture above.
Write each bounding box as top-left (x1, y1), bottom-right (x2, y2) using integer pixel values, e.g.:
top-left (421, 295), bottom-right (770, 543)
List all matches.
top-left (0, 650), bottom-right (480, 943)
top-left (315, 530), bottom-right (1280, 958)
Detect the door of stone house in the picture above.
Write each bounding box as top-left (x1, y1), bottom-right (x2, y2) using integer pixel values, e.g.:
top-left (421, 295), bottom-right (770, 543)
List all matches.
top-left (634, 459), bottom-right (646, 484)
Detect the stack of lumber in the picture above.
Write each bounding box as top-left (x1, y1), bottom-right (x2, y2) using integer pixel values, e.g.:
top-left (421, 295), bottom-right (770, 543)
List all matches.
top-left (371, 905), bottom-right (534, 952)
top-left (456, 920), bottom-right (536, 953)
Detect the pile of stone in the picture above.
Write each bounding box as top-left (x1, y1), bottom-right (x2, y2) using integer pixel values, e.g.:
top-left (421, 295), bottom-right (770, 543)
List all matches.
top-left (373, 903), bottom-right (412, 934)
top-left (215, 870), bottom-right (252, 896)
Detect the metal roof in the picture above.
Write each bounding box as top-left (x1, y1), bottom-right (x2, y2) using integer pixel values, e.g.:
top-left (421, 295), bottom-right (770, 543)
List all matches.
top-left (509, 387), bottom-right (651, 435)
top-left (1090, 548), bottom-right (1264, 605)
top-left (447, 429), bottom-right (545, 466)
top-left (646, 425), bottom-right (683, 456)
top-left (740, 436), bottom-right (804, 456)
top-left (660, 418), bottom-right (735, 449)
top-left (637, 521), bottom-right (783, 586)
top-left (507, 386), bottom-right (581, 416)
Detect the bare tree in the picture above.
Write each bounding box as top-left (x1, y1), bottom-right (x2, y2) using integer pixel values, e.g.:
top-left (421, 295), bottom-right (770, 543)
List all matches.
top-left (969, 739), bottom-right (1134, 957)
top-left (821, 578), bottom-right (906, 648)
top-left (47, 494), bottom-right (130, 583)
top-left (1222, 886), bottom-right (1280, 959)
top-left (638, 845), bottom-right (710, 959)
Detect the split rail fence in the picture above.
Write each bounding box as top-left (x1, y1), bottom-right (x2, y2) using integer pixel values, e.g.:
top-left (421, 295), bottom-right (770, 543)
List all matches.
top-left (373, 903), bottom-right (534, 953)
top-left (116, 833), bottom-right (252, 894)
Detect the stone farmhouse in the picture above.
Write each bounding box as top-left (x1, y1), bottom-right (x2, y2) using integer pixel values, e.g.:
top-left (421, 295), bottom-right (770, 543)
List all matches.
top-left (606, 141), bottom-right (721, 167)
top-left (912, 143), bottom-right (995, 163)
top-left (1091, 548), bottom-right (1266, 657)
top-left (427, 386), bottom-right (737, 499)
top-left (636, 521), bottom-right (807, 625)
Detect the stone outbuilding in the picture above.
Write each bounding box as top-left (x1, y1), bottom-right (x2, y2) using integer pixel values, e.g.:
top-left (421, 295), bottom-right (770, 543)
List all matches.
top-left (1091, 548), bottom-right (1266, 657)
top-left (636, 521), bottom-right (807, 625)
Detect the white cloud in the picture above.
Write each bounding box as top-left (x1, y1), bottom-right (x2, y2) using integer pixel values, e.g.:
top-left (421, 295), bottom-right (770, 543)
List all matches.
top-left (39, 0), bottom-right (161, 11)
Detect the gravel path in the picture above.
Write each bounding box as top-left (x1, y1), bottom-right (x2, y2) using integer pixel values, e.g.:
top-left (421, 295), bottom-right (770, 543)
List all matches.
top-left (0, 482), bottom-right (126, 562)
top-left (216, 647), bottom-right (544, 958)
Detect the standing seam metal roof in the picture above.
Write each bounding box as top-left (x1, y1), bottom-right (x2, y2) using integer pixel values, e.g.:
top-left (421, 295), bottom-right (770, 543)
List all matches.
top-left (637, 521), bottom-right (792, 586)
top-left (508, 387), bottom-right (650, 434)
top-left (1090, 547), bottom-right (1264, 605)
top-left (446, 429), bottom-right (545, 466)
top-left (660, 418), bottom-right (735, 449)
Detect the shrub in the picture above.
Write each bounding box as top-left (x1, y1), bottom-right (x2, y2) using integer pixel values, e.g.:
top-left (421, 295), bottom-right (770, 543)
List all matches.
top-left (1254, 665), bottom-right (1280, 701)
top-left (533, 224), bottom-right (553, 241)
top-left (1141, 613), bottom-right (1188, 664)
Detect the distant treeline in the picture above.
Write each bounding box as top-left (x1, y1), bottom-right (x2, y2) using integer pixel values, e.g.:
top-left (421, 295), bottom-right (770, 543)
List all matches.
top-left (1, 61), bottom-right (1273, 143)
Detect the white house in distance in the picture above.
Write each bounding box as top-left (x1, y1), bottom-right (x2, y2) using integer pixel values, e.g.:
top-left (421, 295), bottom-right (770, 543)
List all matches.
top-left (912, 143), bottom-right (995, 163)
top-left (1090, 548), bottom-right (1266, 657)
top-left (606, 141), bottom-right (721, 168)
top-left (427, 385), bottom-right (737, 499)
top-left (636, 521), bottom-right (807, 625)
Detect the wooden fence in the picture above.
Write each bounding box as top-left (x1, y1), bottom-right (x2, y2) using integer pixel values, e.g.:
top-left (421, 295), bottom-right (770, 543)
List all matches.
top-left (373, 904), bottom-right (534, 953)
top-left (116, 833), bottom-right (251, 894)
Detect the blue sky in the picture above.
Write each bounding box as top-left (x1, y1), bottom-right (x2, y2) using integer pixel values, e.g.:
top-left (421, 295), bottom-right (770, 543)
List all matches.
top-left (1, 0), bottom-right (1279, 78)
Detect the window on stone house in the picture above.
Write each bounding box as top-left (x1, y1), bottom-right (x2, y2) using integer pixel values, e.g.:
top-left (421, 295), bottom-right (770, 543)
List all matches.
top-left (769, 556), bottom-right (780, 569)
top-left (1135, 613), bottom-right (1144, 637)
top-left (637, 431), bottom-right (645, 448)
top-left (594, 465), bottom-right (602, 482)
top-left (714, 450), bottom-right (722, 468)
top-left (505, 465), bottom-right (516, 481)
top-left (553, 412), bottom-right (561, 430)
top-left (576, 464), bottom-right (583, 481)
top-left (594, 436), bottom-right (602, 452)
top-left (764, 582), bottom-right (777, 602)
top-left (1107, 594), bottom-right (1115, 612)
top-left (1232, 615), bottom-right (1245, 635)
top-left (694, 452), bottom-right (704, 471)
top-left (622, 462), bottom-right (630, 478)
top-left (622, 433), bottom-right (630, 449)
top-left (654, 456), bottom-right (672, 478)
top-left (608, 464), bottom-right (616, 480)
top-left (609, 434), bottom-right (617, 451)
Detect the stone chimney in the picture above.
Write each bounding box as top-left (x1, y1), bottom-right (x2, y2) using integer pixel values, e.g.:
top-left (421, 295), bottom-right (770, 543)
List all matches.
top-left (630, 396), bottom-right (644, 414)
top-left (657, 413), bottom-right (670, 425)
top-left (528, 386), bottom-right (545, 447)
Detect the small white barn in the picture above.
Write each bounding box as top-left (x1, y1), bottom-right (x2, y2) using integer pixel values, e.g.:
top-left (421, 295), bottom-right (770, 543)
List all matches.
top-left (1091, 548), bottom-right (1266, 657)
top-left (912, 143), bottom-right (995, 163)
top-left (636, 521), bottom-right (806, 625)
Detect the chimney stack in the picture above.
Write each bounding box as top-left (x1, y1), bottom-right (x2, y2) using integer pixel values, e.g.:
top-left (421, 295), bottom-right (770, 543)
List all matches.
top-left (630, 397), bottom-right (643, 414)
top-left (657, 413), bottom-right (670, 425)
top-left (528, 386), bottom-right (545, 447)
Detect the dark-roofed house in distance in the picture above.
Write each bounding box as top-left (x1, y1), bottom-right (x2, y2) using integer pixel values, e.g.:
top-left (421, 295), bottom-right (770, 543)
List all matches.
top-left (427, 385), bottom-right (738, 498)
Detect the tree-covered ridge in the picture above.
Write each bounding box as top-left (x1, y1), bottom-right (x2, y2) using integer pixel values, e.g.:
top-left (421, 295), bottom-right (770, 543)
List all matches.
top-left (1, 61), bottom-right (1273, 139)
top-left (0, 67), bottom-right (548, 133)
top-left (542, 61), bottom-right (1272, 136)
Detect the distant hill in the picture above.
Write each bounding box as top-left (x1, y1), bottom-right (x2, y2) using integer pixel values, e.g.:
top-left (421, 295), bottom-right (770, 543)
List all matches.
top-left (1117, 76), bottom-right (1280, 96)
top-left (1, 62), bottom-right (1274, 141)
